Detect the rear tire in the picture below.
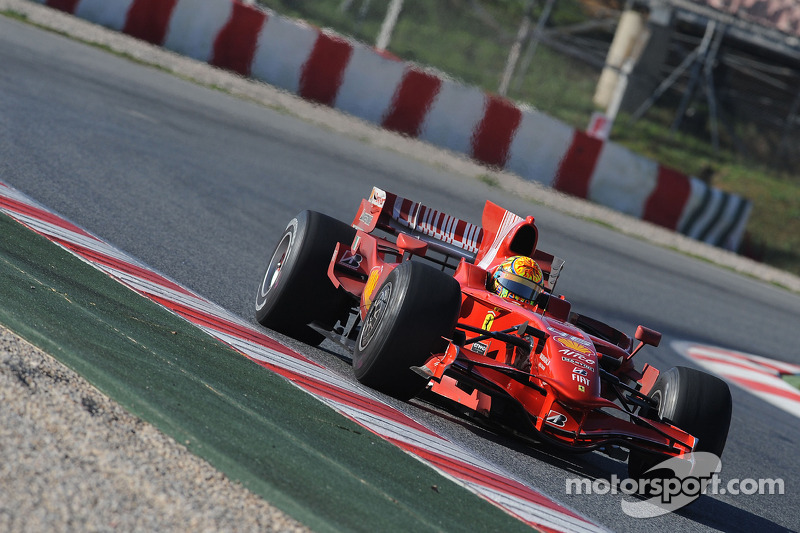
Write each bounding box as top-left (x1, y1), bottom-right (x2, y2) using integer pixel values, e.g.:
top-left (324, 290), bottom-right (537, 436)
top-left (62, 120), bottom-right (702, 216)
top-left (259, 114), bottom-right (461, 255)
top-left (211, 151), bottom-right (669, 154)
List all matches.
top-left (255, 210), bottom-right (355, 345)
top-left (628, 366), bottom-right (732, 479)
top-left (353, 261), bottom-right (461, 400)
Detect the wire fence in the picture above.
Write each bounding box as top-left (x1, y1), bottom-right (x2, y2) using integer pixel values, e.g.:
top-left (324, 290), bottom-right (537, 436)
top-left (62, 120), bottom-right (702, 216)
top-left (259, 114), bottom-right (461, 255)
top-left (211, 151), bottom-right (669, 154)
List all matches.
top-left (256, 0), bottom-right (800, 174)
top-left (256, 0), bottom-right (613, 128)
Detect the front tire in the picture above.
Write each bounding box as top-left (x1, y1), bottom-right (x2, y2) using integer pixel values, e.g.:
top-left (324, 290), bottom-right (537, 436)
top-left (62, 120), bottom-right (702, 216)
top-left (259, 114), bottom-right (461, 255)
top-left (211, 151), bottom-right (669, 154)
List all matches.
top-left (255, 210), bottom-right (355, 344)
top-left (628, 366), bottom-right (732, 479)
top-left (353, 261), bottom-right (461, 400)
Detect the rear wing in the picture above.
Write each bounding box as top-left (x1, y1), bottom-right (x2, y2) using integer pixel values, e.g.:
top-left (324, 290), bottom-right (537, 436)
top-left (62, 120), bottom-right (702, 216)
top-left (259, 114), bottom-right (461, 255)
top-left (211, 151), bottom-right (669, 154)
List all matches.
top-left (352, 187), bottom-right (485, 261)
top-left (352, 187), bottom-right (564, 289)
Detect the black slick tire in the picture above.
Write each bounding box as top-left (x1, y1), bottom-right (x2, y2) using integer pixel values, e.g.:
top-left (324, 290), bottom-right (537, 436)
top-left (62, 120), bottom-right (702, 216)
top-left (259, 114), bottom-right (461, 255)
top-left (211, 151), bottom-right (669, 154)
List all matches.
top-left (255, 210), bottom-right (355, 344)
top-left (353, 261), bottom-right (461, 400)
top-left (628, 366), bottom-right (732, 479)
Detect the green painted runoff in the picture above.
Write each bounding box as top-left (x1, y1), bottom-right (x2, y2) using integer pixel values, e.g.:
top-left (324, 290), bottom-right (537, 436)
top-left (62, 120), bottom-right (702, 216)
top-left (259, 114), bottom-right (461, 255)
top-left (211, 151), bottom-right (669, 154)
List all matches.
top-left (0, 213), bottom-right (537, 533)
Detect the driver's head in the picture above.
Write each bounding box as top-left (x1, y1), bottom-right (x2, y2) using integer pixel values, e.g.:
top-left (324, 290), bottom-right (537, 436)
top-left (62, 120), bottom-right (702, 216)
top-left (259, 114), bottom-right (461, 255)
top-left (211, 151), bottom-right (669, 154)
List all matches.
top-left (490, 256), bottom-right (545, 306)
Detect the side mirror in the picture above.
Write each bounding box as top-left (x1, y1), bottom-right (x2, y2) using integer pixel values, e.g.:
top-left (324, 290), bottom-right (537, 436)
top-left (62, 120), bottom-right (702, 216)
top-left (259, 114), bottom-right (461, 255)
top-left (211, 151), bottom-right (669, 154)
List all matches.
top-left (627, 326), bottom-right (662, 360)
top-left (635, 325), bottom-right (662, 347)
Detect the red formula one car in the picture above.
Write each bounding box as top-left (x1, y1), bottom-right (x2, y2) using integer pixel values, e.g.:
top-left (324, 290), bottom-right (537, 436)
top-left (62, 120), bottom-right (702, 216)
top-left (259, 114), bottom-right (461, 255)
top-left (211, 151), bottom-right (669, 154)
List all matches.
top-left (255, 187), bottom-right (732, 477)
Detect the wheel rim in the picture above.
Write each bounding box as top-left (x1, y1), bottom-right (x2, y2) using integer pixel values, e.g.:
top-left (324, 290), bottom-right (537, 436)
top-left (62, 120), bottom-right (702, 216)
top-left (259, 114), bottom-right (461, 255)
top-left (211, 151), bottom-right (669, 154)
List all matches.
top-left (651, 390), bottom-right (663, 418)
top-left (256, 230), bottom-right (292, 310)
top-left (357, 281), bottom-right (391, 351)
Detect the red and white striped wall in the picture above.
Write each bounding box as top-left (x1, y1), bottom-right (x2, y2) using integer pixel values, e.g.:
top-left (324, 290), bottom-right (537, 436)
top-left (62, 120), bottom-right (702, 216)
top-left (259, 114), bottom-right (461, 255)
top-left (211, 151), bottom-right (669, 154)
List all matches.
top-left (673, 341), bottom-right (800, 419)
top-left (0, 180), bottom-right (607, 532)
top-left (32, 0), bottom-right (751, 251)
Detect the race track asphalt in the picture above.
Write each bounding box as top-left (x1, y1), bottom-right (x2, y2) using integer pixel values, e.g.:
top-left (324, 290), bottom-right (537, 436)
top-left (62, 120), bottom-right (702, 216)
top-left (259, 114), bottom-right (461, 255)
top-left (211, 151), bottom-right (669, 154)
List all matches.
top-left (1, 6), bottom-right (799, 532)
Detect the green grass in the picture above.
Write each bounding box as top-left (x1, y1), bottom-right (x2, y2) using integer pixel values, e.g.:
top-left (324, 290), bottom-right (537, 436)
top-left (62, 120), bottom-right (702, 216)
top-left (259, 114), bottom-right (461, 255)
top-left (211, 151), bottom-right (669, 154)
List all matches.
top-left (259, 0), bottom-right (800, 278)
top-left (612, 111), bottom-right (800, 275)
top-left (477, 173), bottom-right (500, 187)
top-left (785, 375), bottom-right (800, 391)
top-left (2, 8), bottom-right (27, 21)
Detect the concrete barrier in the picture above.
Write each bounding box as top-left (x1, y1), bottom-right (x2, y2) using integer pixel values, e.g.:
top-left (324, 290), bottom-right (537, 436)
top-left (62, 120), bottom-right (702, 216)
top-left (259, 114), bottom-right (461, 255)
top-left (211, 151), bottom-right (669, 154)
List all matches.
top-left (32, 0), bottom-right (751, 251)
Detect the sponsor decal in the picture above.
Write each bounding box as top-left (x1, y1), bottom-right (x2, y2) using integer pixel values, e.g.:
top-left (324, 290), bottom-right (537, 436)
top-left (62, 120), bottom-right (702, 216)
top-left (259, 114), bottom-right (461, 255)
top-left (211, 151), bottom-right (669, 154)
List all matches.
top-left (559, 349), bottom-right (596, 365)
top-left (362, 266), bottom-right (382, 309)
top-left (572, 367), bottom-right (588, 376)
top-left (546, 410), bottom-right (567, 427)
top-left (338, 250), bottom-right (363, 270)
top-left (578, 385), bottom-right (586, 392)
top-left (539, 354), bottom-right (550, 366)
top-left (369, 188), bottom-right (386, 207)
top-left (562, 357), bottom-right (594, 371)
top-left (359, 212), bottom-right (373, 226)
top-left (571, 374), bottom-right (590, 385)
top-left (554, 337), bottom-right (593, 354)
top-left (547, 327), bottom-right (593, 347)
top-left (470, 340), bottom-right (489, 356)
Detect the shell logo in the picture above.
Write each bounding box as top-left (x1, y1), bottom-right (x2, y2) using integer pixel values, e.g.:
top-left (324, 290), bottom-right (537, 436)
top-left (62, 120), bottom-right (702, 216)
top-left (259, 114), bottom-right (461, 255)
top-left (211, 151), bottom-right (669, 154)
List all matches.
top-left (554, 337), bottom-right (593, 355)
top-left (363, 266), bottom-right (382, 310)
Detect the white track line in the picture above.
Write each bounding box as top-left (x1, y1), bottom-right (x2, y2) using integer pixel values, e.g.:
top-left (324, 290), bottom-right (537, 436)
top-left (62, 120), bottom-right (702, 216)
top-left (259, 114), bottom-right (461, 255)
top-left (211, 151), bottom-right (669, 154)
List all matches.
top-left (673, 340), bottom-right (800, 420)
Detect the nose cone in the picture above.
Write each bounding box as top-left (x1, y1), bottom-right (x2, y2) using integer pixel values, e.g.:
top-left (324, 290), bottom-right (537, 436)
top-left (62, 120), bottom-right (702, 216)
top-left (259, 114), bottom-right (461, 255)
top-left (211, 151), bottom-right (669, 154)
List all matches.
top-left (541, 335), bottom-right (600, 401)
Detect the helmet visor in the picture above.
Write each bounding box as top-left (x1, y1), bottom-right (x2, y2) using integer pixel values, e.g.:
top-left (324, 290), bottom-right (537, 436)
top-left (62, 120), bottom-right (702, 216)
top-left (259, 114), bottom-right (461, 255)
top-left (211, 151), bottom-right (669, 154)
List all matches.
top-left (496, 272), bottom-right (543, 303)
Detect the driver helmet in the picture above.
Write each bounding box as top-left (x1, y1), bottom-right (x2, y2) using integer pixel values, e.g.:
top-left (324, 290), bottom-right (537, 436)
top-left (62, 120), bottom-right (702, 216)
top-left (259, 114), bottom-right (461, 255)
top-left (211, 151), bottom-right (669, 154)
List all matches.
top-left (490, 256), bottom-right (545, 306)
